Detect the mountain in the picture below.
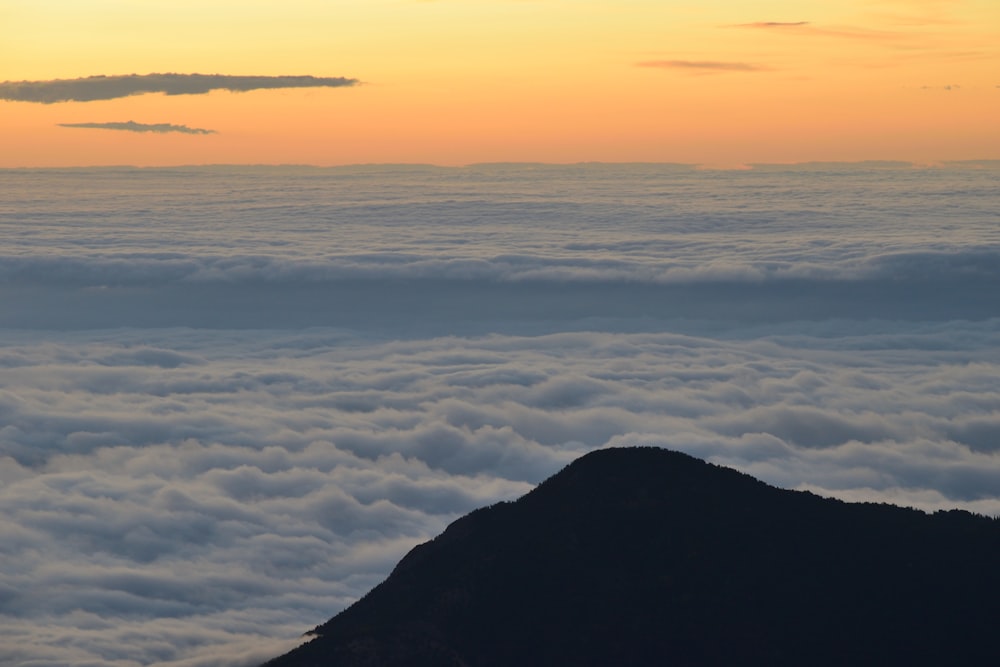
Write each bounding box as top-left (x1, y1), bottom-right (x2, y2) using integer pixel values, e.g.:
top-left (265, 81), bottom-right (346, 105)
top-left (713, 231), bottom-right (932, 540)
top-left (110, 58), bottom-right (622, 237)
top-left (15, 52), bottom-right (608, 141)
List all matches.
top-left (262, 447), bottom-right (1000, 666)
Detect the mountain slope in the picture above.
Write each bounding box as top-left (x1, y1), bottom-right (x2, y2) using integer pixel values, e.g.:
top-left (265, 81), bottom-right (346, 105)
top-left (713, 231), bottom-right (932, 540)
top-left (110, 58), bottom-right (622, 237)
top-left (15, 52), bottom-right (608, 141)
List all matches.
top-left (263, 447), bottom-right (1000, 666)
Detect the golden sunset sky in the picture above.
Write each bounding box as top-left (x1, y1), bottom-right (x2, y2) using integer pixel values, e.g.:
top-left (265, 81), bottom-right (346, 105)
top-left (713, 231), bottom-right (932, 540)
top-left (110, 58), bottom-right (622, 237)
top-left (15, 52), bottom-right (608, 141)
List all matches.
top-left (2, 0), bottom-right (998, 167)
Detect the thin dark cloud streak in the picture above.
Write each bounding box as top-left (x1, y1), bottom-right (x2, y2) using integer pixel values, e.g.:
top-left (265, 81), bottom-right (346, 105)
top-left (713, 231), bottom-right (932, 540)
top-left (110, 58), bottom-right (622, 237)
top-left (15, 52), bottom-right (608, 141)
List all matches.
top-left (738, 21), bottom-right (811, 28)
top-left (637, 60), bottom-right (765, 72)
top-left (58, 121), bottom-right (217, 135)
top-left (0, 73), bottom-right (360, 104)
top-left (731, 21), bottom-right (909, 42)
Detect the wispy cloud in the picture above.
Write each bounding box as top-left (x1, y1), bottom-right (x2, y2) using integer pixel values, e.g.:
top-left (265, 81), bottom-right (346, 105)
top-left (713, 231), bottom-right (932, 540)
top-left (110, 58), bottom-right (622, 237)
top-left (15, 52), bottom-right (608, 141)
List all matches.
top-left (732, 21), bottom-right (906, 42)
top-left (738, 21), bottom-right (811, 28)
top-left (58, 121), bottom-right (217, 135)
top-left (637, 60), bottom-right (765, 72)
top-left (0, 73), bottom-right (360, 104)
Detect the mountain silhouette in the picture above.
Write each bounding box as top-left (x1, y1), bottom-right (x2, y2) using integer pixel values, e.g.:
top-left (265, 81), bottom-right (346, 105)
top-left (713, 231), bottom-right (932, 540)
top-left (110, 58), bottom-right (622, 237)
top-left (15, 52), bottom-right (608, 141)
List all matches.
top-left (262, 447), bottom-right (1000, 666)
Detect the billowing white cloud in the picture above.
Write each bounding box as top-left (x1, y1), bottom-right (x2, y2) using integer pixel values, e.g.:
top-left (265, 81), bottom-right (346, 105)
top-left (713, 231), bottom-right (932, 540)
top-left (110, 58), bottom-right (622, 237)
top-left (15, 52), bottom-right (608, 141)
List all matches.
top-left (2, 321), bottom-right (1000, 664)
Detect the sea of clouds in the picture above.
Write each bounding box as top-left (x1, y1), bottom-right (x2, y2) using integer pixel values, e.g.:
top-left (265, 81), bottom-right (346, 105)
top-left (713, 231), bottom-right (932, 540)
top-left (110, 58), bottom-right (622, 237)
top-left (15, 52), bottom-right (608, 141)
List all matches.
top-left (1, 163), bottom-right (998, 665)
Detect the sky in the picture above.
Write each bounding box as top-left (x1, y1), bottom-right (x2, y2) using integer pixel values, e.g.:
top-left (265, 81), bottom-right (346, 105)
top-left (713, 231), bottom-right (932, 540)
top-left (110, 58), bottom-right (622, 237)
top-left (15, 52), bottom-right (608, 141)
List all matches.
top-left (2, 0), bottom-right (999, 167)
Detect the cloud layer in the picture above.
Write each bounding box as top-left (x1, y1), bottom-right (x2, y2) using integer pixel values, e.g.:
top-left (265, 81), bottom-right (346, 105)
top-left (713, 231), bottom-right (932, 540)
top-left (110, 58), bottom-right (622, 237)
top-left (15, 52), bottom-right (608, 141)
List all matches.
top-left (59, 121), bottom-right (217, 135)
top-left (1, 321), bottom-right (999, 666)
top-left (1, 164), bottom-right (997, 331)
top-left (0, 163), bottom-right (998, 666)
top-left (0, 73), bottom-right (360, 104)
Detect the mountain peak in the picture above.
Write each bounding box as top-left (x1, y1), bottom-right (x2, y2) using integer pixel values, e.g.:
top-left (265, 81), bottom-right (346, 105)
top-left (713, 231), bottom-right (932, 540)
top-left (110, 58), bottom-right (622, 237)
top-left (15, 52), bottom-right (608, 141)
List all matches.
top-left (264, 447), bottom-right (1000, 667)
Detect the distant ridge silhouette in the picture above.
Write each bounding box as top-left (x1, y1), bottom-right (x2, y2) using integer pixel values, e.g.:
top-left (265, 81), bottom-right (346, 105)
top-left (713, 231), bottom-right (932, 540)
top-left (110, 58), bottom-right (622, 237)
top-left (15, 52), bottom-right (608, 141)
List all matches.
top-left (262, 447), bottom-right (1000, 666)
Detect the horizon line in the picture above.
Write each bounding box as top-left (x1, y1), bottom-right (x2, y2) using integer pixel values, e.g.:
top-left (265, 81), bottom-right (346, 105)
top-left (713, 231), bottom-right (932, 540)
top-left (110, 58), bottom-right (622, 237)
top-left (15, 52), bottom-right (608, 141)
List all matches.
top-left (2, 159), bottom-right (999, 172)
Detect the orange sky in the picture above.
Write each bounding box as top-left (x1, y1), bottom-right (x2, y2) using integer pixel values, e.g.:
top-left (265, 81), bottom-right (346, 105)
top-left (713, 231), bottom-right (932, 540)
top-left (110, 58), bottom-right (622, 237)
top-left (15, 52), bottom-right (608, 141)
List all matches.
top-left (1, 0), bottom-right (998, 167)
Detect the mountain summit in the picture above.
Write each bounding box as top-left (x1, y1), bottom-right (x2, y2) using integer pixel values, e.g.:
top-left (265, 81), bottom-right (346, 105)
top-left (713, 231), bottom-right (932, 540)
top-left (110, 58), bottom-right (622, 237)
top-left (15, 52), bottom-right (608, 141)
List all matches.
top-left (263, 447), bottom-right (1000, 666)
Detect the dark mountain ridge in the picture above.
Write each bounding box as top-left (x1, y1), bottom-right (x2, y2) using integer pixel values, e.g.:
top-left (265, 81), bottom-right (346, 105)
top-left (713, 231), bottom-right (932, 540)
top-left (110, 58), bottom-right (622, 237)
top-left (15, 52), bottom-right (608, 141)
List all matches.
top-left (263, 447), bottom-right (1000, 666)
